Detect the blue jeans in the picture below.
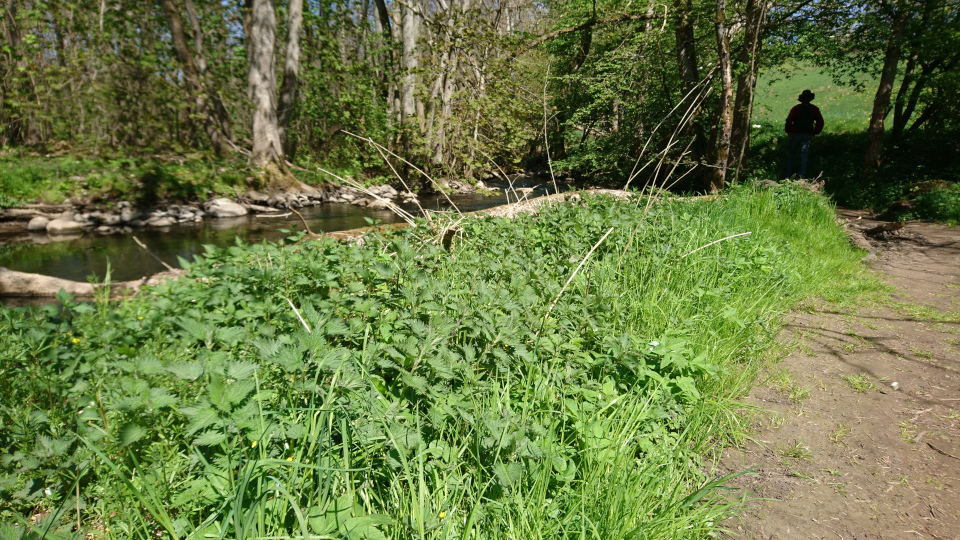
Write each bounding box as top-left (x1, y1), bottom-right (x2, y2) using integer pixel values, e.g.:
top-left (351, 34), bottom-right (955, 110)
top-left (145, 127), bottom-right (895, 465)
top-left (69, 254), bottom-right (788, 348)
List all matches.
top-left (785, 133), bottom-right (812, 178)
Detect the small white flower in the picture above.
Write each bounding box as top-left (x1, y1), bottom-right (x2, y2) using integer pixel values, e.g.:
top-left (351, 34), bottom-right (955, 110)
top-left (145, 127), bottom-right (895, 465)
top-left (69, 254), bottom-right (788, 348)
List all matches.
top-left (44, 488), bottom-right (52, 496)
top-left (752, 124), bottom-right (762, 128)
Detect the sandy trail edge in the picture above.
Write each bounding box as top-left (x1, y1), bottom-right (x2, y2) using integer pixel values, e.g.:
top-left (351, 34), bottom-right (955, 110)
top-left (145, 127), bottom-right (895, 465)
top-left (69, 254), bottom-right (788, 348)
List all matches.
top-left (720, 210), bottom-right (960, 539)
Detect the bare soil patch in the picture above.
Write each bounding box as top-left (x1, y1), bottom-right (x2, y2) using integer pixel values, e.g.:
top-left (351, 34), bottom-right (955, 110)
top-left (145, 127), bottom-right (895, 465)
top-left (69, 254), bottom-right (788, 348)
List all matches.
top-left (721, 210), bottom-right (960, 539)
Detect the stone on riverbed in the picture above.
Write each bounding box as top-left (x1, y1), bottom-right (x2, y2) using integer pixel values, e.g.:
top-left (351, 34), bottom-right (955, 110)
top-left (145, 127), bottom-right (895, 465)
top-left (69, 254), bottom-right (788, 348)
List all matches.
top-left (146, 216), bottom-right (176, 227)
top-left (121, 208), bottom-right (144, 223)
top-left (27, 216), bottom-right (50, 231)
top-left (207, 198), bottom-right (248, 217)
top-left (46, 218), bottom-right (84, 234)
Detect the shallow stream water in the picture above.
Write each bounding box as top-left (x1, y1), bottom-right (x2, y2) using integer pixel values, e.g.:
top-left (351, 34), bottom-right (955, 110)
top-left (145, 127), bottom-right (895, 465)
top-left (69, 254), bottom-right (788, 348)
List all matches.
top-left (0, 192), bottom-right (507, 284)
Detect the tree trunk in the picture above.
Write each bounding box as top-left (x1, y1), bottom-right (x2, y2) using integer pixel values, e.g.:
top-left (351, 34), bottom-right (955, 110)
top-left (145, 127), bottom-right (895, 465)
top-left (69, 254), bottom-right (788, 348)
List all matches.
top-left (160, 0), bottom-right (232, 156)
top-left (673, 0), bottom-right (707, 177)
top-left (729, 0), bottom-right (769, 178)
top-left (708, 0), bottom-right (734, 193)
top-left (863, 8), bottom-right (909, 186)
top-left (891, 52), bottom-right (918, 143)
top-left (277, 0), bottom-right (303, 155)
top-left (1, 0), bottom-right (25, 146)
top-left (248, 0), bottom-right (285, 174)
top-left (400, 1), bottom-right (420, 128)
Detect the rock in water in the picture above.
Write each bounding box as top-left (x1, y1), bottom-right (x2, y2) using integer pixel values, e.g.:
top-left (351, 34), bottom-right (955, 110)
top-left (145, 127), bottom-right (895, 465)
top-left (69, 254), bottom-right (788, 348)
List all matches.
top-left (46, 218), bottom-right (84, 234)
top-left (27, 216), bottom-right (50, 231)
top-left (207, 198), bottom-right (249, 218)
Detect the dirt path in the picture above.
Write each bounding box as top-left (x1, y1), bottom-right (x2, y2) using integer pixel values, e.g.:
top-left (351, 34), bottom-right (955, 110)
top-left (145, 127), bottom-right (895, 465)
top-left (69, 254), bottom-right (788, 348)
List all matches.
top-left (721, 210), bottom-right (960, 539)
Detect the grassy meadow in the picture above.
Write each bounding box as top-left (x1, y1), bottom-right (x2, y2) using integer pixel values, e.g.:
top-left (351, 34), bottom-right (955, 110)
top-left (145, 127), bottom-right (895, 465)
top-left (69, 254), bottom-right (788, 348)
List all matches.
top-left (0, 185), bottom-right (877, 538)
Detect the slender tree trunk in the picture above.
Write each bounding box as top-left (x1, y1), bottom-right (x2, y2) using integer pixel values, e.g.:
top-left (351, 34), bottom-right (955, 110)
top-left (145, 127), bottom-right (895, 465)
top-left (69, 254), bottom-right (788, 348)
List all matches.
top-left (863, 8), bottom-right (909, 186)
top-left (673, 0), bottom-right (707, 176)
top-left (2, 0), bottom-right (26, 146)
top-left (708, 0), bottom-right (734, 193)
top-left (160, 0), bottom-right (232, 156)
top-left (248, 0), bottom-right (285, 171)
top-left (277, 0), bottom-right (303, 155)
top-left (373, 0), bottom-right (393, 40)
top-left (729, 0), bottom-right (768, 178)
top-left (400, 1), bottom-right (420, 128)
top-left (891, 52), bottom-right (917, 143)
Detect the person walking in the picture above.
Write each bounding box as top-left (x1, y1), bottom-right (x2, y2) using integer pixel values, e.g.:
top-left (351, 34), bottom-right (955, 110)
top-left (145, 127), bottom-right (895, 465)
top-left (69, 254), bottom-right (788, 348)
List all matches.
top-left (784, 89), bottom-right (824, 178)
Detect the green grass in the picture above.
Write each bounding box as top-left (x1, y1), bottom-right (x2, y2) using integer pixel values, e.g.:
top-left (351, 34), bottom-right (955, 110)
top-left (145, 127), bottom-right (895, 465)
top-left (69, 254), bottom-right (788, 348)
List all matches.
top-left (0, 185), bottom-right (874, 538)
top-left (844, 373), bottom-right (879, 394)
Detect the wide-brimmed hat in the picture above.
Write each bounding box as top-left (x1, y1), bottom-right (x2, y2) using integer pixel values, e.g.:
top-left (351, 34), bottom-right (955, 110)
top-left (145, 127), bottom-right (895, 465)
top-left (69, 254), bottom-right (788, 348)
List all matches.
top-left (798, 90), bottom-right (815, 102)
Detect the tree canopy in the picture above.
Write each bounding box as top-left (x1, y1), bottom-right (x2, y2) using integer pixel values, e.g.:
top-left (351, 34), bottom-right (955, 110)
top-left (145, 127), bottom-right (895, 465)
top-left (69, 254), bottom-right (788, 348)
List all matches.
top-left (1, 0), bottom-right (957, 191)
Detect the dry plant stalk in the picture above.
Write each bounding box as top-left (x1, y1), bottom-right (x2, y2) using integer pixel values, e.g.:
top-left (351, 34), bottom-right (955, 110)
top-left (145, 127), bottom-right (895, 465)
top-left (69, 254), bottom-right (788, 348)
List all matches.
top-left (315, 166), bottom-right (418, 226)
top-left (286, 297), bottom-right (312, 333)
top-left (539, 226), bottom-right (616, 335)
top-left (132, 236), bottom-right (183, 275)
top-left (342, 130), bottom-right (463, 216)
top-left (543, 63), bottom-right (559, 196)
top-left (680, 231), bottom-right (752, 259)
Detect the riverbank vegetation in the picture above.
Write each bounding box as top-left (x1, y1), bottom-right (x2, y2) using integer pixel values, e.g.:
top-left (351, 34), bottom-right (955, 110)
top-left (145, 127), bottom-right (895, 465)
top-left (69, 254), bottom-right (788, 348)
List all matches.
top-left (0, 151), bottom-right (264, 209)
top-left (0, 185), bottom-right (878, 537)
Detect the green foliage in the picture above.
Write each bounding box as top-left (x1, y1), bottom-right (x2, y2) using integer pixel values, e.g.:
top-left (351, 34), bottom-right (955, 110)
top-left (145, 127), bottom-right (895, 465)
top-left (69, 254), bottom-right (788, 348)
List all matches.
top-left (0, 152), bottom-right (290, 207)
top-left (0, 187), bottom-right (870, 537)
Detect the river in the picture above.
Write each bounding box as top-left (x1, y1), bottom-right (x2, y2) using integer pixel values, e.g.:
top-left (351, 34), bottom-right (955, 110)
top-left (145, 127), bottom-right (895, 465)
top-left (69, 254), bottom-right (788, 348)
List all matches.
top-left (0, 192), bottom-right (508, 284)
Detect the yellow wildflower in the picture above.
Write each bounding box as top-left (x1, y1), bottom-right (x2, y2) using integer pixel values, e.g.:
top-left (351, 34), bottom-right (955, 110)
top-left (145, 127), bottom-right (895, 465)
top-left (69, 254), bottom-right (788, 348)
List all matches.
top-left (286, 457), bottom-right (293, 462)
top-left (251, 440), bottom-right (258, 448)
top-left (439, 512), bottom-right (446, 519)
top-left (71, 338), bottom-right (80, 344)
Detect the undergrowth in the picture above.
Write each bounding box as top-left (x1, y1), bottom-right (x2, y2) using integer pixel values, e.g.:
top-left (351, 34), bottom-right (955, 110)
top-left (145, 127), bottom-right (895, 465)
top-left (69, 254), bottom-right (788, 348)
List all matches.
top-left (0, 152), bottom-right (325, 209)
top-left (0, 184), bottom-right (872, 538)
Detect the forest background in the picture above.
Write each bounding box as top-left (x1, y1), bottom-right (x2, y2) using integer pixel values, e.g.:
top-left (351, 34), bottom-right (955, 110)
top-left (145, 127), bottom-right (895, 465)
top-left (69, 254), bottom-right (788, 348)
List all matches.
top-left (1, 0), bottom-right (959, 217)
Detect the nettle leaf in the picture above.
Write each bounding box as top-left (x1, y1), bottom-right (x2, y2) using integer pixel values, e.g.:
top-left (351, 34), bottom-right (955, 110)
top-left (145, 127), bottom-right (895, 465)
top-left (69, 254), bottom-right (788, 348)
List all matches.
top-left (168, 362), bottom-right (204, 381)
top-left (254, 338), bottom-right (283, 359)
top-left (216, 326), bottom-right (247, 346)
top-left (324, 319), bottom-right (350, 336)
top-left (341, 515), bottom-right (391, 540)
top-left (493, 462), bottom-right (524, 490)
top-left (136, 356), bottom-right (165, 375)
top-left (224, 380), bottom-right (255, 405)
top-left (193, 430), bottom-right (226, 447)
top-left (178, 318), bottom-right (212, 343)
top-left (119, 423), bottom-right (147, 447)
top-left (183, 406), bottom-right (220, 434)
top-left (147, 388), bottom-right (178, 410)
top-left (400, 372), bottom-right (428, 394)
top-left (272, 346), bottom-right (304, 371)
top-left (426, 354), bottom-right (456, 381)
top-left (226, 361), bottom-right (258, 380)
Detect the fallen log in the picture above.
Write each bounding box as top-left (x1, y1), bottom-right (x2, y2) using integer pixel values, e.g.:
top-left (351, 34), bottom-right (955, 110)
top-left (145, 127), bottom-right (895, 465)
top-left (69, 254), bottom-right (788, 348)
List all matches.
top-left (0, 267), bottom-right (178, 298)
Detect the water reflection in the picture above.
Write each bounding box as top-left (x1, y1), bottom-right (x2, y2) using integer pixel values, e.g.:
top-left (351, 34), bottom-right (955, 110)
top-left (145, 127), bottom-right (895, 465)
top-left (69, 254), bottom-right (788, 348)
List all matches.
top-left (0, 193), bottom-right (504, 283)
